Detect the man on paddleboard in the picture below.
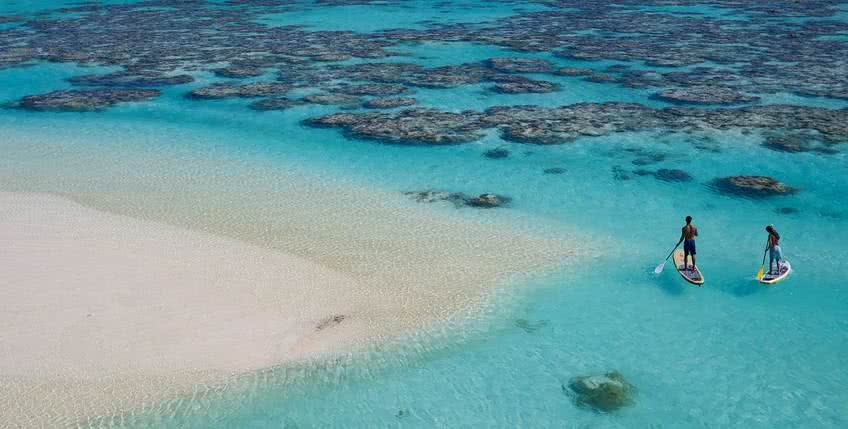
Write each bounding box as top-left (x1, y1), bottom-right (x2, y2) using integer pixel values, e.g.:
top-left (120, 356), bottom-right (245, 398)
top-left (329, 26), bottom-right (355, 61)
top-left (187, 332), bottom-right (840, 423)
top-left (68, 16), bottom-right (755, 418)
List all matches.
top-left (766, 224), bottom-right (783, 275)
top-left (676, 216), bottom-right (698, 271)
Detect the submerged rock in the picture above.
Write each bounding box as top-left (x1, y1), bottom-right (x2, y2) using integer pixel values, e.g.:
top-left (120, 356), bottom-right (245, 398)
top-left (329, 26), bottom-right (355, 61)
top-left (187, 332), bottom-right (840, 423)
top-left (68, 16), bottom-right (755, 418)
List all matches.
top-left (612, 165), bottom-right (632, 181)
top-left (404, 64), bottom-right (488, 88)
top-left (501, 125), bottom-right (568, 145)
top-left (363, 97), bottom-right (417, 109)
top-left (762, 133), bottom-right (838, 154)
top-left (482, 103), bottom-right (646, 144)
top-left (605, 64), bottom-right (630, 73)
top-left (213, 65), bottom-right (264, 78)
top-left (543, 167), bottom-right (567, 175)
top-left (404, 190), bottom-right (510, 208)
top-left (2, 0), bottom-right (845, 127)
top-left (483, 147), bottom-right (510, 159)
top-left (514, 319), bottom-right (548, 333)
top-left (466, 193), bottom-right (510, 208)
top-left (306, 109), bottom-right (485, 145)
top-left (762, 134), bottom-right (807, 153)
top-left (655, 86), bottom-right (760, 105)
top-left (568, 371), bottom-right (635, 412)
top-left (249, 97), bottom-right (303, 111)
top-left (15, 88), bottom-right (160, 111)
top-left (403, 190), bottom-right (467, 208)
top-left (485, 57), bottom-right (555, 73)
top-left (302, 92), bottom-right (361, 105)
top-left (188, 82), bottom-right (290, 99)
top-left (311, 53), bottom-right (352, 62)
top-left (0, 15), bottom-right (22, 24)
top-left (305, 102), bottom-right (848, 147)
top-left (631, 166), bottom-right (693, 182)
top-left (711, 175), bottom-right (797, 198)
top-left (335, 83), bottom-right (410, 96)
top-left (654, 168), bottom-right (693, 182)
top-left (304, 112), bottom-right (364, 127)
top-left (631, 153), bottom-right (666, 166)
top-left (820, 209), bottom-right (845, 219)
top-left (555, 67), bottom-right (593, 76)
top-left (315, 314), bottom-right (346, 331)
top-left (585, 73), bottom-right (618, 84)
top-left (68, 72), bottom-right (193, 87)
top-left (492, 77), bottom-right (559, 94)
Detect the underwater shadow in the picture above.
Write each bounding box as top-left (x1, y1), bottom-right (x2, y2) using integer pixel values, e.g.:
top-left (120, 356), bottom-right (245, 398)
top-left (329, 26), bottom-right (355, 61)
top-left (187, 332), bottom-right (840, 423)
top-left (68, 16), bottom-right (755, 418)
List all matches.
top-left (729, 277), bottom-right (768, 297)
top-left (652, 270), bottom-right (685, 296)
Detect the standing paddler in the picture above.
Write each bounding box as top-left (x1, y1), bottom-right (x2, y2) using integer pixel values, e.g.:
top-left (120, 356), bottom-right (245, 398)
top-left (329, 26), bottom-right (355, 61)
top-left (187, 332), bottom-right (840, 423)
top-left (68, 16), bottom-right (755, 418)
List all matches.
top-left (676, 216), bottom-right (698, 271)
top-left (654, 215), bottom-right (704, 285)
top-left (765, 224), bottom-right (783, 275)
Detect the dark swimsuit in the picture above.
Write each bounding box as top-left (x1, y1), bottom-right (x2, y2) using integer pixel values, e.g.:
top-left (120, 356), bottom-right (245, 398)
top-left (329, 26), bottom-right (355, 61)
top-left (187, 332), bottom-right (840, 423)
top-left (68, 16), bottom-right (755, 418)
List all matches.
top-left (684, 239), bottom-right (696, 255)
top-left (682, 225), bottom-right (696, 255)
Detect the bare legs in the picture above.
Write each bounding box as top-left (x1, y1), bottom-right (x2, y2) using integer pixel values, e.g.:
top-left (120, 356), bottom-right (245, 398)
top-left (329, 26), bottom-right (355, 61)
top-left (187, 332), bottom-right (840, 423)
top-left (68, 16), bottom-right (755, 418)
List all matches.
top-left (769, 258), bottom-right (781, 275)
top-left (684, 253), bottom-right (697, 271)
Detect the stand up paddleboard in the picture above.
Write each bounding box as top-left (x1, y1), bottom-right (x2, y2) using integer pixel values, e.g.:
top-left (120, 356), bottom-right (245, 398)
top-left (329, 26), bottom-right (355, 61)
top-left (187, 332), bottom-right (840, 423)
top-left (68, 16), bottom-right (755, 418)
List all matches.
top-left (672, 249), bottom-right (704, 286)
top-left (759, 260), bottom-right (791, 285)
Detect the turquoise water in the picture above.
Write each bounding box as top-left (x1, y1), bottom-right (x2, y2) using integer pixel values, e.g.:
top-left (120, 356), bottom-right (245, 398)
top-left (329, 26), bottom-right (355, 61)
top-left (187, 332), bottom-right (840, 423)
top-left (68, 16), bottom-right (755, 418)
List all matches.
top-left (0, 0), bottom-right (141, 15)
top-left (2, 1), bottom-right (848, 427)
top-left (617, 4), bottom-right (748, 20)
top-left (256, 1), bottom-right (551, 32)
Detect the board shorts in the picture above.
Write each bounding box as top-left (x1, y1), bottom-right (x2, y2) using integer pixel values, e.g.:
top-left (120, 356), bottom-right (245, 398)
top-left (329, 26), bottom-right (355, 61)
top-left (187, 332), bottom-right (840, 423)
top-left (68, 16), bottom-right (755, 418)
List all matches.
top-left (683, 239), bottom-right (696, 255)
top-left (769, 245), bottom-right (783, 263)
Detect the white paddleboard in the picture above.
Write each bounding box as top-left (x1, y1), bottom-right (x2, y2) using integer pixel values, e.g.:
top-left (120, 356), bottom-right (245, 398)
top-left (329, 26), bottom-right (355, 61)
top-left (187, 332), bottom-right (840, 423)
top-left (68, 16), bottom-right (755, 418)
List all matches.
top-left (760, 260), bottom-right (792, 285)
top-left (673, 249), bottom-right (704, 286)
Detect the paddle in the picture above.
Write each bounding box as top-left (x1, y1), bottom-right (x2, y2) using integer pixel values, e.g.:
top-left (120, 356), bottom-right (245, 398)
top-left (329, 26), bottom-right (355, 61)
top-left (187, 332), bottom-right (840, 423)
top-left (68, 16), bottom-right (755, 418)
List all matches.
top-left (654, 242), bottom-right (681, 274)
top-left (756, 240), bottom-right (768, 280)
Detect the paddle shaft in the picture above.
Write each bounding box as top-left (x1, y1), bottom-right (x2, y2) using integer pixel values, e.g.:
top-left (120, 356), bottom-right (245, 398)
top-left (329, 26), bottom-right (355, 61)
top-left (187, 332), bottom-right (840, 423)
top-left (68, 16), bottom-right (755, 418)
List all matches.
top-left (756, 238), bottom-right (769, 279)
top-left (664, 242), bottom-right (682, 262)
top-left (762, 237), bottom-right (772, 264)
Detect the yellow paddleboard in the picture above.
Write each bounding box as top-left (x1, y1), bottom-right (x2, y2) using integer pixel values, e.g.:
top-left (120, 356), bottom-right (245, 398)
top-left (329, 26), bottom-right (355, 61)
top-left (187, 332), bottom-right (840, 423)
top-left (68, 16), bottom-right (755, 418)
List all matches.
top-left (673, 249), bottom-right (704, 286)
top-left (759, 260), bottom-right (791, 285)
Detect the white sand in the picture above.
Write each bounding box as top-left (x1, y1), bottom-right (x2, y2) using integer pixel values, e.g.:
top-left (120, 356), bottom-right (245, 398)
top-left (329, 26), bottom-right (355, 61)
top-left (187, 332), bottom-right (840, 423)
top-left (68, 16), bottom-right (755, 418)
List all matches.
top-left (0, 122), bottom-right (578, 427)
top-left (0, 191), bottom-right (573, 427)
top-left (0, 192), bottom-right (374, 426)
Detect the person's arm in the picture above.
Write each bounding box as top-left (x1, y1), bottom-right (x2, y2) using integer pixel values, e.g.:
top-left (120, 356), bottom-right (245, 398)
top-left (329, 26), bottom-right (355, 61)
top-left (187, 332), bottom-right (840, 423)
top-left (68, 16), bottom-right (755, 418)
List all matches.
top-left (694, 226), bottom-right (698, 237)
top-left (677, 228), bottom-right (685, 245)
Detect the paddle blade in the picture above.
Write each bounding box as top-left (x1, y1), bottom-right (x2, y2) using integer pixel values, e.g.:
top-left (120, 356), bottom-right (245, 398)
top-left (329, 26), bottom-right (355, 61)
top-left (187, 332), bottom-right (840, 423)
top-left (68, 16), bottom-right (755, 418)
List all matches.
top-left (755, 265), bottom-right (764, 280)
top-left (654, 261), bottom-right (666, 274)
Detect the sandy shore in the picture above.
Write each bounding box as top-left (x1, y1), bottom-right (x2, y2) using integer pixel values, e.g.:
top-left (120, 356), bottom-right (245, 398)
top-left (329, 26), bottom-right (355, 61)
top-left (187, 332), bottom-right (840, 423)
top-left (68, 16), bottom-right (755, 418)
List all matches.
top-left (0, 189), bottom-right (573, 427)
top-left (0, 192), bottom-right (374, 426)
top-left (0, 119), bottom-right (578, 427)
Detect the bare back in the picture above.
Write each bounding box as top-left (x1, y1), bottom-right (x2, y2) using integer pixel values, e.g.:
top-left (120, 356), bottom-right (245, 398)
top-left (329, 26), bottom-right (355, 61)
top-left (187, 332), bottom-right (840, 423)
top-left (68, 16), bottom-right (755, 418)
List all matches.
top-left (682, 224), bottom-right (698, 240)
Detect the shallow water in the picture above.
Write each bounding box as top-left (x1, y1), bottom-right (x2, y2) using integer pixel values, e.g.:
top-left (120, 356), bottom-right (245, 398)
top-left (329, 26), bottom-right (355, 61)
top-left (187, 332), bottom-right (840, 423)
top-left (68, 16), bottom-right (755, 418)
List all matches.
top-left (257, 1), bottom-right (551, 32)
top-left (2, 0), bottom-right (848, 427)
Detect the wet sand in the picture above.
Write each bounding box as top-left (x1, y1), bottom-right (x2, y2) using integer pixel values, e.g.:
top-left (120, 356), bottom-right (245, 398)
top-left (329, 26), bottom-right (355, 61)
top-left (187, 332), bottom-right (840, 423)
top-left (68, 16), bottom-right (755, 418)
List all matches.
top-left (0, 185), bottom-right (574, 426)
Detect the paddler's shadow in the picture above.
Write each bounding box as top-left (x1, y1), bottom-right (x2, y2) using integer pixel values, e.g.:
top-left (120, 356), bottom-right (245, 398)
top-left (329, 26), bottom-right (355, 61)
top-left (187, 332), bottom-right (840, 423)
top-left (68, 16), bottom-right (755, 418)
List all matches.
top-left (730, 278), bottom-right (763, 297)
top-left (654, 271), bottom-right (685, 296)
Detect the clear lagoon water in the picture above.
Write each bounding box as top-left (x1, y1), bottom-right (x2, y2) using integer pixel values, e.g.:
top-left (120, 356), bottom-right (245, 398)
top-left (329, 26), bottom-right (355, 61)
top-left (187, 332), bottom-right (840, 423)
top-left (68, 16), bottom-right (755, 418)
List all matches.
top-left (1, 0), bottom-right (847, 427)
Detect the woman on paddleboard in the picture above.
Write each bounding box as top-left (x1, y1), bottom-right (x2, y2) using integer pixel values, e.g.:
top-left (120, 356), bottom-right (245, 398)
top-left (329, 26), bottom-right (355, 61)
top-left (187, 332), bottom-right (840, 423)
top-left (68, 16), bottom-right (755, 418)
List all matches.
top-left (766, 225), bottom-right (783, 275)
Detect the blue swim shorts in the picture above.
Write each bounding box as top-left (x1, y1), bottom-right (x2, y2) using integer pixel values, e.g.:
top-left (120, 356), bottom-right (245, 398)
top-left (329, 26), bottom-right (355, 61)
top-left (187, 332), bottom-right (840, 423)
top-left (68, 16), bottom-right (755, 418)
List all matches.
top-left (684, 239), bottom-right (696, 255)
top-left (770, 245), bottom-right (783, 263)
